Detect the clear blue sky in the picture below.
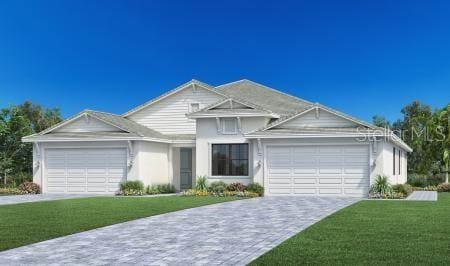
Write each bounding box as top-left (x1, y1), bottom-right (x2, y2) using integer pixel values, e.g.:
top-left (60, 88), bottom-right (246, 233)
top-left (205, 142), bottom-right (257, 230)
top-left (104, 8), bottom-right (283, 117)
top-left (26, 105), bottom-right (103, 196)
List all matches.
top-left (1, 0), bottom-right (449, 122)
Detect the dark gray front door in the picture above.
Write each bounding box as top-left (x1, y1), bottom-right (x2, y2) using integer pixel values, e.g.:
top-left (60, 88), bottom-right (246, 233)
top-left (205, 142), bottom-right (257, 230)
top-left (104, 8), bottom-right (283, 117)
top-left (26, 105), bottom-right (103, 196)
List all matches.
top-left (180, 148), bottom-right (192, 190)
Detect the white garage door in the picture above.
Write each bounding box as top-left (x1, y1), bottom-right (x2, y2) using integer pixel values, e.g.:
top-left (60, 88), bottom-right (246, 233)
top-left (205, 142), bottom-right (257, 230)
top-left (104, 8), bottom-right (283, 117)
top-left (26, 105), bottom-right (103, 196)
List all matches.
top-left (266, 145), bottom-right (369, 197)
top-left (44, 148), bottom-right (127, 193)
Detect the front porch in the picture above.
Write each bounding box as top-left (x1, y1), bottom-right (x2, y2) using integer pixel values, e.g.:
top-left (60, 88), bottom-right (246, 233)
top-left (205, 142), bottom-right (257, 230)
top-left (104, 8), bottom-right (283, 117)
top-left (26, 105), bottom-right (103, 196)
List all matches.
top-left (169, 144), bottom-right (196, 191)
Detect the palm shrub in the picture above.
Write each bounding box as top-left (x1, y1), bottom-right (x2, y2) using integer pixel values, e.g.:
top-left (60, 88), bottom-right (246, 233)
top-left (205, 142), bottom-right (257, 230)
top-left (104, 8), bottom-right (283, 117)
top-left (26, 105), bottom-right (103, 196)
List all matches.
top-left (370, 175), bottom-right (393, 197)
top-left (119, 180), bottom-right (144, 196)
top-left (195, 176), bottom-right (208, 191)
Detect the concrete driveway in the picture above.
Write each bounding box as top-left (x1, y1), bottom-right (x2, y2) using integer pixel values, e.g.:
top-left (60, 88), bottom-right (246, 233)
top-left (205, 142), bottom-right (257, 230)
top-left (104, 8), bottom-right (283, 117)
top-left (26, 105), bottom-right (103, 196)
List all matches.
top-left (1, 196), bottom-right (359, 265)
top-left (0, 194), bottom-right (102, 206)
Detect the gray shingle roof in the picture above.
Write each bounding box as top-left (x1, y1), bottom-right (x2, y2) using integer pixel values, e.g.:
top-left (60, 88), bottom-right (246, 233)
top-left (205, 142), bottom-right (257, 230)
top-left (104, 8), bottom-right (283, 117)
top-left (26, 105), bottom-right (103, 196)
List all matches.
top-left (85, 110), bottom-right (168, 139)
top-left (216, 79), bottom-right (313, 118)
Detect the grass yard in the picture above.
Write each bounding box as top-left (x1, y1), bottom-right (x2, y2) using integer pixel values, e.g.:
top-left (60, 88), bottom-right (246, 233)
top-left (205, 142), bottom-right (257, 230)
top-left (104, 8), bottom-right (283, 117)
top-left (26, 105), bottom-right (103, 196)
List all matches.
top-left (0, 196), bottom-right (238, 251)
top-left (251, 193), bottom-right (450, 265)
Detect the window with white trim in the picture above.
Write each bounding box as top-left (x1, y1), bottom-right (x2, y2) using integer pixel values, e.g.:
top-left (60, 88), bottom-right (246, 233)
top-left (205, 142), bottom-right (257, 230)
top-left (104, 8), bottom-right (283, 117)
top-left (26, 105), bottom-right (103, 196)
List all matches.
top-left (222, 118), bottom-right (237, 134)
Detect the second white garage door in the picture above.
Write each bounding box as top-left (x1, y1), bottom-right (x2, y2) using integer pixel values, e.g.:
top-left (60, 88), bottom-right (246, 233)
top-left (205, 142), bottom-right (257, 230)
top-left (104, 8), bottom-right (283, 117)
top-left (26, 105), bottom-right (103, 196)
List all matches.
top-left (266, 145), bottom-right (369, 197)
top-left (44, 148), bottom-right (127, 193)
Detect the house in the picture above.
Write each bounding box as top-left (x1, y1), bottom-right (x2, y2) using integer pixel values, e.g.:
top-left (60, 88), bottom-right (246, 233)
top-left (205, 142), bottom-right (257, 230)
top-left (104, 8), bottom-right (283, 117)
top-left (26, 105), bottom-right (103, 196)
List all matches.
top-left (22, 79), bottom-right (412, 197)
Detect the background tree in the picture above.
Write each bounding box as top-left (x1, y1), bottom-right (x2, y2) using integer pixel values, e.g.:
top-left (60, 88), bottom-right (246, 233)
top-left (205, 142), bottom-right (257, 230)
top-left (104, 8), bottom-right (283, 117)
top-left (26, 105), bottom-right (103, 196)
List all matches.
top-left (0, 102), bottom-right (61, 186)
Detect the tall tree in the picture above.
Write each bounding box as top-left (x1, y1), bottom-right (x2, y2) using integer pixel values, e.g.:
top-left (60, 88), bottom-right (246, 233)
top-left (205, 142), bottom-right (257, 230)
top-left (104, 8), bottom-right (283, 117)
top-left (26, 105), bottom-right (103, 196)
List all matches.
top-left (0, 102), bottom-right (62, 185)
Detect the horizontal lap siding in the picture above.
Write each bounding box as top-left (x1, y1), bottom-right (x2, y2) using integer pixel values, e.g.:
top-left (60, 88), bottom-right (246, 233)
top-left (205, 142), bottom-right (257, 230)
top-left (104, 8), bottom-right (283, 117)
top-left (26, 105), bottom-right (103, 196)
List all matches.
top-left (55, 116), bottom-right (120, 132)
top-left (128, 88), bottom-right (224, 134)
top-left (275, 109), bottom-right (358, 128)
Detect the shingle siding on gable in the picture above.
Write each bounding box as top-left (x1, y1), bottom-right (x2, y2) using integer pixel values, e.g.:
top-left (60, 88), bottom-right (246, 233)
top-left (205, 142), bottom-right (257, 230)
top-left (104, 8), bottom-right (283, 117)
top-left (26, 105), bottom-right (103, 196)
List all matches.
top-left (54, 116), bottom-right (121, 133)
top-left (274, 109), bottom-right (358, 128)
top-left (127, 87), bottom-right (224, 134)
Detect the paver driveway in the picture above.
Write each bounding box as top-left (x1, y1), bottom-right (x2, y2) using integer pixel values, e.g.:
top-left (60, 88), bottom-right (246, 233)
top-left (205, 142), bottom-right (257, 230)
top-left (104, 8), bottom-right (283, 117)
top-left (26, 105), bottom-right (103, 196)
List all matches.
top-left (0, 194), bottom-right (101, 206)
top-left (1, 196), bottom-right (359, 265)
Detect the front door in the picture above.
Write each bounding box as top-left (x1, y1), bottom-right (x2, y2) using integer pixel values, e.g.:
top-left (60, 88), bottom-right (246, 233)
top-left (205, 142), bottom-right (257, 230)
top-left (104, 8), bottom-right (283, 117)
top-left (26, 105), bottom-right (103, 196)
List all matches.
top-left (180, 148), bottom-right (192, 190)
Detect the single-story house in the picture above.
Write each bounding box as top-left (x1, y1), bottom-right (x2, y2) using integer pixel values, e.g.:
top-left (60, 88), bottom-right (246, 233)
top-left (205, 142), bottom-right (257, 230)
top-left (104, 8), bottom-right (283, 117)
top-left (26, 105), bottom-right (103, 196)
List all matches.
top-left (23, 79), bottom-right (412, 197)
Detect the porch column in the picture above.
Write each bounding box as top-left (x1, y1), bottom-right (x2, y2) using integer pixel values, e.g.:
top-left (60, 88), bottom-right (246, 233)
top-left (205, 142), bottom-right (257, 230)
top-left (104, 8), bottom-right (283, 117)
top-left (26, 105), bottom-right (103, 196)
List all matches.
top-left (168, 144), bottom-right (174, 184)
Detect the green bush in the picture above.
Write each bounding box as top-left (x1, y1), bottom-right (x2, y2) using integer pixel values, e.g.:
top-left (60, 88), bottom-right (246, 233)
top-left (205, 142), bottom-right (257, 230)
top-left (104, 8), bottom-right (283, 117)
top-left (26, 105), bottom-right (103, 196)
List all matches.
top-left (146, 183), bottom-right (176, 195)
top-left (437, 183), bottom-right (450, 192)
top-left (392, 183), bottom-right (413, 196)
top-left (18, 182), bottom-right (41, 194)
top-left (370, 175), bottom-right (393, 197)
top-left (195, 176), bottom-right (208, 191)
top-left (245, 182), bottom-right (264, 196)
top-left (226, 182), bottom-right (246, 192)
top-left (208, 181), bottom-right (227, 193)
top-left (0, 187), bottom-right (23, 195)
top-left (407, 173), bottom-right (444, 187)
top-left (119, 180), bottom-right (144, 196)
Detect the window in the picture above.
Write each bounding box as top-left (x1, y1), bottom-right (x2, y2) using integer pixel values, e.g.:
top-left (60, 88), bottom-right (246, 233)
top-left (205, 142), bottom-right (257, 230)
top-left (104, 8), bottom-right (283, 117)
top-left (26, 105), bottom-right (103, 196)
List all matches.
top-left (222, 118), bottom-right (237, 134)
top-left (393, 147), bottom-right (396, 175)
top-left (399, 150), bottom-right (401, 175)
top-left (212, 144), bottom-right (248, 176)
top-left (189, 103), bottom-right (200, 113)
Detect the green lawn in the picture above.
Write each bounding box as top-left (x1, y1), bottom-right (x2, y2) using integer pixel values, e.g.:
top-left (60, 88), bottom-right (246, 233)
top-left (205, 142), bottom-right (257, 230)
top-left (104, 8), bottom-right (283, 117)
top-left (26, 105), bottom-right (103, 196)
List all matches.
top-left (251, 193), bottom-right (450, 265)
top-left (0, 196), bottom-right (237, 251)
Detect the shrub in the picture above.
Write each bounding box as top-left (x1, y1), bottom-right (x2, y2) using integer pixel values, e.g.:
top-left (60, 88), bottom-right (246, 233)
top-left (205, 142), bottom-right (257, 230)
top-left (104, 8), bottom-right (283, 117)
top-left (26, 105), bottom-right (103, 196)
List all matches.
top-left (437, 183), bottom-right (450, 192)
top-left (18, 182), bottom-right (41, 194)
top-left (157, 184), bottom-right (176, 193)
top-left (0, 187), bottom-right (23, 195)
top-left (119, 180), bottom-right (144, 196)
top-left (226, 182), bottom-right (246, 192)
top-left (370, 175), bottom-right (393, 196)
top-left (245, 182), bottom-right (264, 196)
top-left (195, 176), bottom-right (208, 191)
top-left (392, 183), bottom-right (413, 196)
top-left (209, 181), bottom-right (227, 193)
top-left (407, 173), bottom-right (444, 187)
top-left (182, 189), bottom-right (211, 196)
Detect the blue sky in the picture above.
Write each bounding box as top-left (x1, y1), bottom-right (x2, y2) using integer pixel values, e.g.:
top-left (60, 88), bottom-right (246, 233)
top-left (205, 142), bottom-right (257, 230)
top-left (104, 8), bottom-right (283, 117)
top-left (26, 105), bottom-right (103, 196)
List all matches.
top-left (0, 0), bottom-right (449, 122)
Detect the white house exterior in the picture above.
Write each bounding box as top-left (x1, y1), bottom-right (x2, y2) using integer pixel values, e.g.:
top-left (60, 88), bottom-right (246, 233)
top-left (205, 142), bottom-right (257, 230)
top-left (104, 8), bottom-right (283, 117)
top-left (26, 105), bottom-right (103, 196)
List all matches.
top-left (23, 79), bottom-right (412, 197)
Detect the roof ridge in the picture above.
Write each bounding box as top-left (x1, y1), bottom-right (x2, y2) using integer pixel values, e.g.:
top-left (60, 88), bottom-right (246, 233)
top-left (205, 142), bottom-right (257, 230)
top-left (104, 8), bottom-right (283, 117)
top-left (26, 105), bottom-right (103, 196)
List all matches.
top-left (217, 79), bottom-right (314, 106)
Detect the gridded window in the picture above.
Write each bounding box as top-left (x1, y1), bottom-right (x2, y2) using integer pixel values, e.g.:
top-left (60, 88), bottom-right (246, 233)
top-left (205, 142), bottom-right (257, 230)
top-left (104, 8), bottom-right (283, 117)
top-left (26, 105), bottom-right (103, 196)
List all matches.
top-left (212, 144), bottom-right (248, 176)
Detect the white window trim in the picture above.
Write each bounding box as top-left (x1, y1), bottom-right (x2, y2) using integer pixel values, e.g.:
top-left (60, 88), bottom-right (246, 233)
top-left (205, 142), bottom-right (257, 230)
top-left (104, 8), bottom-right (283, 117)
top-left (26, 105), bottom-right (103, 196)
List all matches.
top-left (221, 118), bottom-right (238, 134)
top-left (188, 102), bottom-right (200, 113)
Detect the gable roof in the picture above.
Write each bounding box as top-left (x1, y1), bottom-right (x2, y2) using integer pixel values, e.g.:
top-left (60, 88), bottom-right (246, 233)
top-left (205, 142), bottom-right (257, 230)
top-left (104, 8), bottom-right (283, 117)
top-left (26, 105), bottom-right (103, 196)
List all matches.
top-left (122, 79), bottom-right (228, 117)
top-left (27, 110), bottom-right (168, 140)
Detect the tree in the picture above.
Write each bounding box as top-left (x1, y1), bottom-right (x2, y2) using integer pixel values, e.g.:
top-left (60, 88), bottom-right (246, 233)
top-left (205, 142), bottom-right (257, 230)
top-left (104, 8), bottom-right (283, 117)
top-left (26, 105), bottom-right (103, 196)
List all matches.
top-left (0, 102), bottom-right (62, 186)
top-left (372, 115), bottom-right (391, 128)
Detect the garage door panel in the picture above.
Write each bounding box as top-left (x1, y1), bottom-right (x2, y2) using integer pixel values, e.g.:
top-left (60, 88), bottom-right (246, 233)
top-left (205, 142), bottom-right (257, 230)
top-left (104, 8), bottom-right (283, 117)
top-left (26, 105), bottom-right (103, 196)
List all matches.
top-left (319, 188), bottom-right (343, 194)
top-left (319, 168), bottom-right (342, 174)
top-left (268, 178), bottom-right (291, 184)
top-left (293, 188), bottom-right (316, 194)
top-left (266, 145), bottom-right (369, 197)
top-left (294, 178), bottom-right (316, 184)
top-left (268, 188), bottom-right (291, 194)
top-left (319, 178), bottom-right (342, 184)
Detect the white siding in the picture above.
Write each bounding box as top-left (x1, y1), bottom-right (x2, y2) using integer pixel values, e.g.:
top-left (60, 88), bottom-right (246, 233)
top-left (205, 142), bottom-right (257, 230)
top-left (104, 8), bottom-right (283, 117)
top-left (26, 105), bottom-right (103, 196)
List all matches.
top-left (54, 116), bottom-right (121, 132)
top-left (127, 87), bottom-right (225, 134)
top-left (195, 117), bottom-right (269, 185)
top-left (380, 141), bottom-right (407, 185)
top-left (275, 109), bottom-right (358, 128)
top-left (133, 141), bottom-right (170, 186)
